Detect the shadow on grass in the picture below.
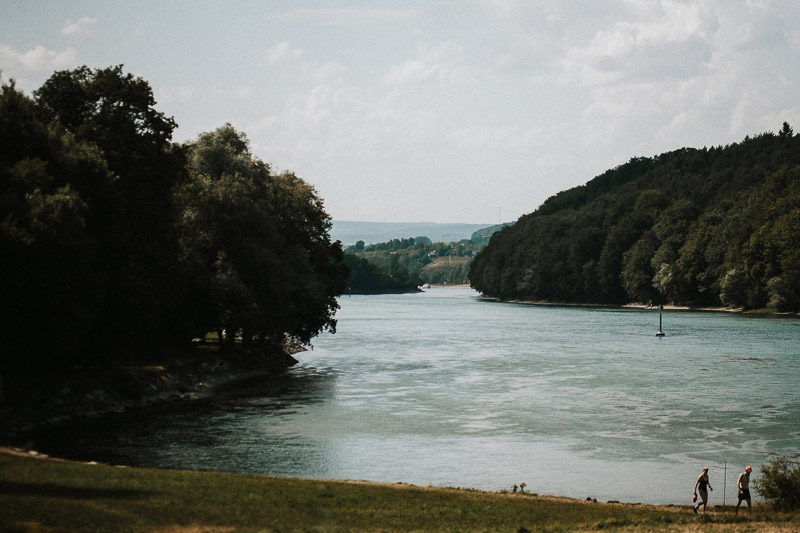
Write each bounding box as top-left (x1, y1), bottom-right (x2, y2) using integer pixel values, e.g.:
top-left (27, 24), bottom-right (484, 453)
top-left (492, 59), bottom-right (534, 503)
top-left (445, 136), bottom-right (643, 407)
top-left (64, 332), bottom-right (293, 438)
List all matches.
top-left (0, 480), bottom-right (148, 500)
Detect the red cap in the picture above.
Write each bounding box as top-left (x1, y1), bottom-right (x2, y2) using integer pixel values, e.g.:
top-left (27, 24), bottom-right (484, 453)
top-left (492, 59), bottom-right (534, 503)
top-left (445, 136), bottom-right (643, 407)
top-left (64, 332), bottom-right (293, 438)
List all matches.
top-left (745, 466), bottom-right (752, 472)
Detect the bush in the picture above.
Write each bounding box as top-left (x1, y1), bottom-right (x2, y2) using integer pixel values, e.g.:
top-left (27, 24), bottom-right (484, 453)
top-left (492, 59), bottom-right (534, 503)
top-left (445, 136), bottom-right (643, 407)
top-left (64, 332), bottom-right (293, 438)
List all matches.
top-left (753, 457), bottom-right (800, 509)
top-left (720, 268), bottom-right (748, 308)
top-left (767, 276), bottom-right (791, 311)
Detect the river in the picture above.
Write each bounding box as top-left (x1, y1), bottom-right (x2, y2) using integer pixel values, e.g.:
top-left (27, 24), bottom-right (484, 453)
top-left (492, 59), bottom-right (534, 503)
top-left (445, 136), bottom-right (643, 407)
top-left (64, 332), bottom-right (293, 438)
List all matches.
top-left (30, 287), bottom-right (800, 504)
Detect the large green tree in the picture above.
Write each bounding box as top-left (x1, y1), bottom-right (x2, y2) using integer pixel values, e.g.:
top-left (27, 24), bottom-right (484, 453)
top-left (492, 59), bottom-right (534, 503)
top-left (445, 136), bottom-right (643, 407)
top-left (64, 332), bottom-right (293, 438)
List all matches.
top-left (0, 80), bottom-right (111, 371)
top-left (34, 65), bottom-right (188, 353)
top-left (176, 125), bottom-right (349, 351)
top-left (2, 67), bottom-right (350, 385)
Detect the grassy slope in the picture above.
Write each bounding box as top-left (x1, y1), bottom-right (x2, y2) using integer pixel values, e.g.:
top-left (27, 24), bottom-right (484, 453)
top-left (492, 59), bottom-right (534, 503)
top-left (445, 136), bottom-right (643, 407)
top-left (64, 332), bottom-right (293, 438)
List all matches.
top-left (2, 449), bottom-right (798, 533)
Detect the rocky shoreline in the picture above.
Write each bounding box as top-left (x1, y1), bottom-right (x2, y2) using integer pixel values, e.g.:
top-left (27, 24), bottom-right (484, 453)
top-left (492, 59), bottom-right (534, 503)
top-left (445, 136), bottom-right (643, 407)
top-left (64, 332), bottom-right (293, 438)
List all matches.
top-left (0, 345), bottom-right (300, 444)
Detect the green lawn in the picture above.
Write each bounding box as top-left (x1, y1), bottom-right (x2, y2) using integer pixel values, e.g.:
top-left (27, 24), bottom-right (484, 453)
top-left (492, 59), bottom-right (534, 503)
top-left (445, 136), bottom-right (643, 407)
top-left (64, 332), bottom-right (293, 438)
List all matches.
top-left (2, 448), bottom-right (797, 532)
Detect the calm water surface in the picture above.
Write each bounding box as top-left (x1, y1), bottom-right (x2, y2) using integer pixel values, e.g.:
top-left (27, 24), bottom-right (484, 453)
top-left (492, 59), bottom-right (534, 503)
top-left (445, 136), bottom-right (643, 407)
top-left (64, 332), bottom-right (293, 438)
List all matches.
top-left (34, 288), bottom-right (800, 504)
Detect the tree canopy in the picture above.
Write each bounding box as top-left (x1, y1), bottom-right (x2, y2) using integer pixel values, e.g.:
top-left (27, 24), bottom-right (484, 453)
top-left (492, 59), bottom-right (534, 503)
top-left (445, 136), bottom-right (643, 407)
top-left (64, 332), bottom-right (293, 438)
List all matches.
top-left (470, 129), bottom-right (800, 311)
top-left (1, 67), bottom-right (349, 375)
top-left (176, 125), bottom-right (348, 348)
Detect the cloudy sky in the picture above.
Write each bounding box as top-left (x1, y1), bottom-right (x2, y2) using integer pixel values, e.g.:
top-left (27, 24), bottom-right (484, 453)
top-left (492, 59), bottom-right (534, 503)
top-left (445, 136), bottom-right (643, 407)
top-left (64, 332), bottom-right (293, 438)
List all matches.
top-left (2, 1), bottom-right (799, 224)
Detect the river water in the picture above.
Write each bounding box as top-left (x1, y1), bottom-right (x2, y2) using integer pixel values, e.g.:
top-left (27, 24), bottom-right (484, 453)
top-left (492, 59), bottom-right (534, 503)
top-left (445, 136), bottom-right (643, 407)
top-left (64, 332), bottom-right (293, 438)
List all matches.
top-left (32, 287), bottom-right (800, 504)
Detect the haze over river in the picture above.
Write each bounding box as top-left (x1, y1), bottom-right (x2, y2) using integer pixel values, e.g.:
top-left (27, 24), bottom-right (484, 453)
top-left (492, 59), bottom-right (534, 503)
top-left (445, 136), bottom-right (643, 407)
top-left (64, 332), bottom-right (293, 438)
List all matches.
top-left (34, 288), bottom-right (800, 504)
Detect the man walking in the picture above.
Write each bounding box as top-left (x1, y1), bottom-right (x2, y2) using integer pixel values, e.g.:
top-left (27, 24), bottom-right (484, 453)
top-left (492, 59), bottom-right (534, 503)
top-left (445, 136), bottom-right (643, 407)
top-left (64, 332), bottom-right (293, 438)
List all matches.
top-left (735, 465), bottom-right (752, 514)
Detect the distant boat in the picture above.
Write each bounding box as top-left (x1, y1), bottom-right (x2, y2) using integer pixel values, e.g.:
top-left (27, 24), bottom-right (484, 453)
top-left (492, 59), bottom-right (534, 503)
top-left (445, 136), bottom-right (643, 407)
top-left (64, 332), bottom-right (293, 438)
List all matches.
top-left (420, 283), bottom-right (431, 290)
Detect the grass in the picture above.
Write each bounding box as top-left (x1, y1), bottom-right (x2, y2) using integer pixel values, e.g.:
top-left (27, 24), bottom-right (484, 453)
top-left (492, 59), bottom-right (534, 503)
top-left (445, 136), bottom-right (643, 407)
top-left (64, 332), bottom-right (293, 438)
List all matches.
top-left (2, 449), bottom-right (799, 533)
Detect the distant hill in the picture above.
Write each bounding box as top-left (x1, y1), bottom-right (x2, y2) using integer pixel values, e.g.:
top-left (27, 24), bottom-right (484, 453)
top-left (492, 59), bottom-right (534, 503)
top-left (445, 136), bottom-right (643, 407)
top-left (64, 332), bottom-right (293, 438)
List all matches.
top-left (470, 125), bottom-right (800, 311)
top-left (469, 223), bottom-right (515, 244)
top-left (331, 221), bottom-right (493, 245)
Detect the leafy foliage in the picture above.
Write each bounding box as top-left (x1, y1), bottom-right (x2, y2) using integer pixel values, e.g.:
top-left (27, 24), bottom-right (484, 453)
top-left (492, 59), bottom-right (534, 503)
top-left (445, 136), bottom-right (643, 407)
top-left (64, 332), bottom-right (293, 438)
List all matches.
top-left (1, 80), bottom-right (111, 370)
top-left (176, 125), bottom-right (348, 347)
top-left (33, 65), bottom-right (187, 352)
top-left (753, 457), bottom-right (800, 509)
top-left (1, 68), bottom-right (348, 374)
top-left (470, 131), bottom-right (800, 310)
top-left (343, 254), bottom-right (421, 294)
top-left (345, 236), bottom-right (490, 287)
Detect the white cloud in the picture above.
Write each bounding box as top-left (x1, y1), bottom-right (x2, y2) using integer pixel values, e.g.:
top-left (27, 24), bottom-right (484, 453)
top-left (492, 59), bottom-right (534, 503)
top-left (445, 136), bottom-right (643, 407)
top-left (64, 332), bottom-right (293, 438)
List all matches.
top-left (382, 59), bottom-right (430, 85)
top-left (450, 125), bottom-right (545, 152)
top-left (0, 0), bottom-right (797, 224)
top-left (156, 85), bottom-right (195, 105)
top-left (214, 86), bottom-right (254, 99)
top-left (790, 30), bottom-right (800, 49)
top-left (0, 43), bottom-right (77, 73)
top-left (558, 1), bottom-right (716, 86)
top-left (275, 8), bottom-right (416, 25)
top-left (61, 17), bottom-right (99, 37)
top-left (266, 41), bottom-right (303, 64)
top-left (381, 40), bottom-right (473, 85)
top-left (310, 61), bottom-right (348, 84)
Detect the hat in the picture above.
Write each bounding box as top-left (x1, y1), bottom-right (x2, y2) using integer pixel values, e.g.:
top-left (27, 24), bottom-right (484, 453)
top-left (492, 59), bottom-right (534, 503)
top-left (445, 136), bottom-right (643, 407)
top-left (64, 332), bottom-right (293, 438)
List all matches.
top-left (745, 466), bottom-right (752, 472)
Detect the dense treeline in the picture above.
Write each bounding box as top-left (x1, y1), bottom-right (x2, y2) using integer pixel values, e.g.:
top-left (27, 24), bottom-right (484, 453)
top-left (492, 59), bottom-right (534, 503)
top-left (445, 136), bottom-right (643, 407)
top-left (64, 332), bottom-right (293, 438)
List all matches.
top-left (345, 233), bottom-right (498, 287)
top-left (470, 126), bottom-right (800, 311)
top-left (0, 66), bottom-right (349, 375)
top-left (343, 254), bottom-right (422, 294)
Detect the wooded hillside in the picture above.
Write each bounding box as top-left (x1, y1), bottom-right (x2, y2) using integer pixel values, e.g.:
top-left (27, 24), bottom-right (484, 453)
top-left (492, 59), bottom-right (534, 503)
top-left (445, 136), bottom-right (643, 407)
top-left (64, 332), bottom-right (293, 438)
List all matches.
top-left (1, 67), bottom-right (349, 376)
top-left (470, 125), bottom-right (800, 311)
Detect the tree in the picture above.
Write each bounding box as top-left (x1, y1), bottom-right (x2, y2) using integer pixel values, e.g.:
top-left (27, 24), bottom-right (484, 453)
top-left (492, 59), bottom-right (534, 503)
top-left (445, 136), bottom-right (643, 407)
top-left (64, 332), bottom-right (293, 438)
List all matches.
top-left (177, 125), bottom-right (348, 352)
top-left (33, 65), bottom-right (188, 354)
top-left (719, 268), bottom-right (748, 308)
top-left (470, 126), bottom-right (800, 307)
top-left (621, 231), bottom-right (660, 303)
top-left (0, 80), bottom-right (110, 372)
top-left (343, 254), bottom-right (420, 294)
top-left (753, 457), bottom-right (800, 509)
top-left (265, 170), bottom-right (350, 344)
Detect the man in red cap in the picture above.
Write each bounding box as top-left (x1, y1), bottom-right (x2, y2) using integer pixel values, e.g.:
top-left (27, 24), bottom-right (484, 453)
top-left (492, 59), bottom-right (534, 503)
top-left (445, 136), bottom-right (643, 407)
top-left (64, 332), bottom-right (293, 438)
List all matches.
top-left (735, 465), bottom-right (752, 514)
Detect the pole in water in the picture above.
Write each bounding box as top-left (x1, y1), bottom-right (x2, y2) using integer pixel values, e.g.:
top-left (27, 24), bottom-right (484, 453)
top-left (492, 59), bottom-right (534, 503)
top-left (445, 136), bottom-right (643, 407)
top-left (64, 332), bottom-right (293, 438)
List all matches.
top-left (656, 303), bottom-right (665, 337)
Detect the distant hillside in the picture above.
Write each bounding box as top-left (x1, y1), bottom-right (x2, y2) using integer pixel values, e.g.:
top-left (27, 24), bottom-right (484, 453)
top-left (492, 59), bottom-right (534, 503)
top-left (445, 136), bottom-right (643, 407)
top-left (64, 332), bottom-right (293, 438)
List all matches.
top-left (331, 221), bottom-right (493, 245)
top-left (470, 124), bottom-right (800, 311)
top-left (470, 223), bottom-right (515, 244)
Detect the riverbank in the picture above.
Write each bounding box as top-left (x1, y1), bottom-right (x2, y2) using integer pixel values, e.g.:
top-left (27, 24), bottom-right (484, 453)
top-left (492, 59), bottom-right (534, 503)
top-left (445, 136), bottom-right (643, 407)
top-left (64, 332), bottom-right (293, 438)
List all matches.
top-left (2, 447), bottom-right (797, 533)
top-left (0, 344), bottom-right (300, 443)
top-left (478, 294), bottom-right (800, 316)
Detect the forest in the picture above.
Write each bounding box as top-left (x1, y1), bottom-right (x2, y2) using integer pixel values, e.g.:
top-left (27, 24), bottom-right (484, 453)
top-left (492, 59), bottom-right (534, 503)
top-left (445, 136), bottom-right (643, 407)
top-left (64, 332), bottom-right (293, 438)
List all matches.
top-left (470, 125), bottom-right (800, 312)
top-left (0, 66), bottom-right (350, 376)
top-left (343, 223), bottom-right (510, 292)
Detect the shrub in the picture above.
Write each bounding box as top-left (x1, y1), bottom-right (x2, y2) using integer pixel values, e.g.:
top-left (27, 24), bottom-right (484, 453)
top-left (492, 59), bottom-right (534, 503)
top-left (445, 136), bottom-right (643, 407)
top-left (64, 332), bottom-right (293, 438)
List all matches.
top-left (720, 268), bottom-right (748, 308)
top-left (753, 457), bottom-right (800, 509)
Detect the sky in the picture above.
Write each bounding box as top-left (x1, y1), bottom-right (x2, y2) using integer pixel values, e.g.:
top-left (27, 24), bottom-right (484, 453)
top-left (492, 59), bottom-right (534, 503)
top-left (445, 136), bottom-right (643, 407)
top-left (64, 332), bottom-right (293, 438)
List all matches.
top-left (2, 1), bottom-right (799, 224)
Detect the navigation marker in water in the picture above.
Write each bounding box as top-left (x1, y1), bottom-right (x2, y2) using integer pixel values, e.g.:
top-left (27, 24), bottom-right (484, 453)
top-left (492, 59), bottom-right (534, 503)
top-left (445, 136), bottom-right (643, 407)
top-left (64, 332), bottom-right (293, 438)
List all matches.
top-left (656, 304), bottom-right (665, 337)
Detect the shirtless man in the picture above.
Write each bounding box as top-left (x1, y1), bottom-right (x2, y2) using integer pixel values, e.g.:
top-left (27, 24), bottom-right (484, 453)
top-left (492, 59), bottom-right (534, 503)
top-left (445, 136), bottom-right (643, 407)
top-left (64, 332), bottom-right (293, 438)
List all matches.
top-left (735, 466), bottom-right (752, 514)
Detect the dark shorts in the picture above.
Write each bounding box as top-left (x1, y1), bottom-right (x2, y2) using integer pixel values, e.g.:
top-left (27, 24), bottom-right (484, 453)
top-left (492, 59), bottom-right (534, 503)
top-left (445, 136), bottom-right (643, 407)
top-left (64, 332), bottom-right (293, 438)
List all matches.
top-left (738, 488), bottom-right (751, 500)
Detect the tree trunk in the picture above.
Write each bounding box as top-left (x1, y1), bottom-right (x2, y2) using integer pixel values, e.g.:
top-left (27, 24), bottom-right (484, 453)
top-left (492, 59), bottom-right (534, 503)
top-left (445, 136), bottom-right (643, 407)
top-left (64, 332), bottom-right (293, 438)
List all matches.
top-left (217, 326), bottom-right (225, 350)
top-left (223, 325), bottom-right (237, 353)
top-left (241, 328), bottom-right (251, 350)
